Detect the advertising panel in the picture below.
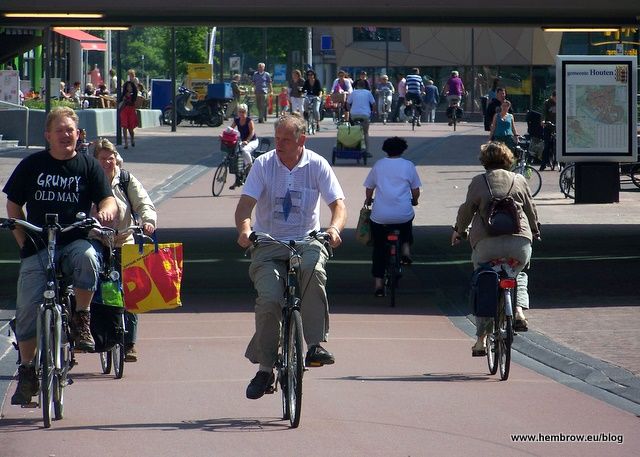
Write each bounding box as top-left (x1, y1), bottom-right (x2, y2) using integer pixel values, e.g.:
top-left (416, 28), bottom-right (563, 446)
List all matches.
top-left (556, 55), bottom-right (637, 162)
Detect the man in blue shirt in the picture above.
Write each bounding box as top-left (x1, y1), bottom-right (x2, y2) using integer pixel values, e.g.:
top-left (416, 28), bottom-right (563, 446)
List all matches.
top-left (347, 79), bottom-right (376, 151)
top-left (404, 68), bottom-right (425, 126)
top-left (252, 63), bottom-right (273, 123)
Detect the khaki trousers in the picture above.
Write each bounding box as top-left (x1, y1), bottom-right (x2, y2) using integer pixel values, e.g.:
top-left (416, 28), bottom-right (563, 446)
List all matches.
top-left (245, 240), bottom-right (330, 367)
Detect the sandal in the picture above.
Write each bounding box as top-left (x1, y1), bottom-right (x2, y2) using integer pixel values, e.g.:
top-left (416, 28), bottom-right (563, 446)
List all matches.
top-left (374, 289), bottom-right (385, 297)
top-left (401, 255), bottom-right (413, 265)
top-left (471, 338), bottom-right (487, 357)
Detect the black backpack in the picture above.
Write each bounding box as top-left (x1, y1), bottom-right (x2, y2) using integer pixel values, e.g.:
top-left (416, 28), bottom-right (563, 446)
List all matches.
top-left (483, 174), bottom-right (521, 236)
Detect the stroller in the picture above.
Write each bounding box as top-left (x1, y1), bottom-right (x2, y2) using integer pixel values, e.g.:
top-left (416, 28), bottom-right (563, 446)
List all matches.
top-left (332, 120), bottom-right (368, 166)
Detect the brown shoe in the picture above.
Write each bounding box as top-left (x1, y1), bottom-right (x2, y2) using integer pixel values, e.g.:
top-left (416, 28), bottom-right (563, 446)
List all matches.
top-left (11, 364), bottom-right (39, 405)
top-left (124, 345), bottom-right (138, 362)
top-left (73, 310), bottom-right (95, 352)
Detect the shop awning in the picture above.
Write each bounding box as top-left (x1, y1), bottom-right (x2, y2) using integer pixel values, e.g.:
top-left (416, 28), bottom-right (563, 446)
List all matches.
top-left (53, 28), bottom-right (106, 51)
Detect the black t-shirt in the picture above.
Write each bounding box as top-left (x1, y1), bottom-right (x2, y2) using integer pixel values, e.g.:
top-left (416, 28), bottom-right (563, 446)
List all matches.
top-left (2, 150), bottom-right (113, 257)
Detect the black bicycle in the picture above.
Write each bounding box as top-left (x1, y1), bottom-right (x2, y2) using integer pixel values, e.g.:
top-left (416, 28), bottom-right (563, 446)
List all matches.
top-left (248, 230), bottom-right (331, 428)
top-left (1, 213), bottom-right (101, 427)
top-left (212, 143), bottom-right (243, 197)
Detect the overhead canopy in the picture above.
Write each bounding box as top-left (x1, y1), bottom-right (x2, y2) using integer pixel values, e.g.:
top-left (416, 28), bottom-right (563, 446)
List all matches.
top-left (53, 28), bottom-right (106, 51)
top-left (1, 0), bottom-right (639, 27)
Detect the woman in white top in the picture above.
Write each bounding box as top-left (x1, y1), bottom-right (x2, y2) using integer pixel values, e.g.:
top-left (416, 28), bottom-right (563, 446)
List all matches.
top-left (364, 137), bottom-right (421, 297)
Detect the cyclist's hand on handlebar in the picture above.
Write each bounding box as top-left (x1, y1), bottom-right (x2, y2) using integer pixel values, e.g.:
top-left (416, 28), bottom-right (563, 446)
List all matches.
top-left (450, 230), bottom-right (463, 246)
top-left (326, 229), bottom-right (342, 248)
top-left (96, 209), bottom-right (115, 225)
top-left (142, 222), bottom-right (155, 236)
top-left (237, 231), bottom-right (253, 249)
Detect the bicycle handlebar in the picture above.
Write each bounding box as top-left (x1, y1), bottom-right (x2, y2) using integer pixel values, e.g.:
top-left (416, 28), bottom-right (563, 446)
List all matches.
top-left (0, 214), bottom-right (103, 234)
top-left (249, 230), bottom-right (333, 257)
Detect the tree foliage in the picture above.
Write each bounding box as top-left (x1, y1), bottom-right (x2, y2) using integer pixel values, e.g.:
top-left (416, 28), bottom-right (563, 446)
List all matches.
top-left (114, 26), bottom-right (307, 82)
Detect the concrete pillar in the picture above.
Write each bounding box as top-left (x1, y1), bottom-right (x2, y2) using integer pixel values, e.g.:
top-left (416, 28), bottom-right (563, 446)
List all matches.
top-left (69, 40), bottom-right (83, 86)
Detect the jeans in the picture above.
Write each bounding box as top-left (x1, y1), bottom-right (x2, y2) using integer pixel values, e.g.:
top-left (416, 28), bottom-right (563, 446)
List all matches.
top-left (15, 239), bottom-right (100, 341)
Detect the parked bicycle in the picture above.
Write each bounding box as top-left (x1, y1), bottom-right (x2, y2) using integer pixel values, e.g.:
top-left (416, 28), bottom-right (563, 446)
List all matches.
top-left (247, 230), bottom-right (332, 428)
top-left (484, 258), bottom-right (520, 381)
top-left (1, 213), bottom-right (100, 427)
top-left (512, 137), bottom-right (542, 197)
top-left (559, 161), bottom-right (640, 199)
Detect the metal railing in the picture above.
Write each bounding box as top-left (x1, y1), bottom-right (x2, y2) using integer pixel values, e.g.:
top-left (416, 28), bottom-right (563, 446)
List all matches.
top-left (0, 100), bottom-right (29, 148)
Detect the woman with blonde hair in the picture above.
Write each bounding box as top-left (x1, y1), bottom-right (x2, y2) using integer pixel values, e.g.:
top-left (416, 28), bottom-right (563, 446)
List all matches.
top-left (93, 139), bottom-right (157, 361)
top-left (451, 142), bottom-right (540, 356)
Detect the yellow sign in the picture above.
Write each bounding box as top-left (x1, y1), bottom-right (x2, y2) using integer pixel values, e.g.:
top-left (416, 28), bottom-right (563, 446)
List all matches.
top-left (187, 63), bottom-right (212, 80)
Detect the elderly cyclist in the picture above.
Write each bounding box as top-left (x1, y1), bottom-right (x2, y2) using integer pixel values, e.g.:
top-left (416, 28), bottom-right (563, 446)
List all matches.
top-left (234, 113), bottom-right (346, 400)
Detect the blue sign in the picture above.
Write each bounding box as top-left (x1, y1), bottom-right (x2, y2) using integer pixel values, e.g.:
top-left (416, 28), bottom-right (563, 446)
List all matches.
top-left (321, 35), bottom-right (333, 51)
top-left (273, 64), bottom-right (287, 83)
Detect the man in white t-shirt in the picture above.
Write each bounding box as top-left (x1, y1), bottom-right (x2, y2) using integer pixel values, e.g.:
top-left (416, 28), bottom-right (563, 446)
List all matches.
top-left (235, 113), bottom-right (346, 400)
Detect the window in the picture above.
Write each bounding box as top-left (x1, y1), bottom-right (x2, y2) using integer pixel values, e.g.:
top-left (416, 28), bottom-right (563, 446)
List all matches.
top-left (353, 27), bottom-right (401, 42)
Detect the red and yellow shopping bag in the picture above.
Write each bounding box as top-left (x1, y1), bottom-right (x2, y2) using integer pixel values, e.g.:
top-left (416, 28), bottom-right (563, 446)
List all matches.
top-left (121, 241), bottom-right (183, 313)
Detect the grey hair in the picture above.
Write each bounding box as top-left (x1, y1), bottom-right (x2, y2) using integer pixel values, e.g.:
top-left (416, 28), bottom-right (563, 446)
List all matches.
top-left (93, 137), bottom-right (123, 166)
top-left (274, 112), bottom-right (306, 138)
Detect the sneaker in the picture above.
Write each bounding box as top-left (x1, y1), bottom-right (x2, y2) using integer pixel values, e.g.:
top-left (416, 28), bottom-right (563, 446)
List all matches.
top-left (246, 371), bottom-right (275, 400)
top-left (305, 345), bottom-right (335, 367)
top-left (417, 120), bottom-right (421, 126)
top-left (72, 311), bottom-right (95, 352)
top-left (124, 344), bottom-right (138, 362)
top-left (11, 364), bottom-right (39, 405)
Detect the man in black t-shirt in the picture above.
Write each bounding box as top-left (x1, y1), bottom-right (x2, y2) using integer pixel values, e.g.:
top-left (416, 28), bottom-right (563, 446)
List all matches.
top-left (3, 107), bottom-right (117, 405)
top-left (484, 87), bottom-right (508, 131)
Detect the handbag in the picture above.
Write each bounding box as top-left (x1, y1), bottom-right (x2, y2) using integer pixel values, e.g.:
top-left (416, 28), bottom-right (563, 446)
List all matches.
top-left (121, 233), bottom-right (184, 313)
top-left (355, 204), bottom-right (373, 246)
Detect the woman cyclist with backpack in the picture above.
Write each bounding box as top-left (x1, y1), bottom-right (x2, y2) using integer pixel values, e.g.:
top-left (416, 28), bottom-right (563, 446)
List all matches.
top-left (451, 142), bottom-right (540, 357)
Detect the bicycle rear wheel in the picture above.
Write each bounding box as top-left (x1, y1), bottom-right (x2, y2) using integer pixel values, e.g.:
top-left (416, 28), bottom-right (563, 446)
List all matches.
top-left (486, 329), bottom-right (498, 375)
top-left (513, 165), bottom-right (542, 197)
top-left (497, 313), bottom-right (512, 381)
top-left (41, 308), bottom-right (54, 428)
top-left (211, 162), bottom-right (228, 197)
top-left (286, 310), bottom-right (304, 428)
top-left (559, 164), bottom-right (576, 199)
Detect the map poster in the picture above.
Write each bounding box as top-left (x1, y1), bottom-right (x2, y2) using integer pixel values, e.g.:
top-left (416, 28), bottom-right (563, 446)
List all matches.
top-left (557, 55), bottom-right (637, 162)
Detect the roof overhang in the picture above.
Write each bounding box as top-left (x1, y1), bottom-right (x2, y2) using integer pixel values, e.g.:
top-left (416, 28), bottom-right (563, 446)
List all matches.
top-left (1, 0), bottom-right (639, 27)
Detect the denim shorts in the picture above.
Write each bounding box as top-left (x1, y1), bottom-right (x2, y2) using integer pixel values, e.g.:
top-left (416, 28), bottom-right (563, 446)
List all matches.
top-left (15, 239), bottom-right (100, 341)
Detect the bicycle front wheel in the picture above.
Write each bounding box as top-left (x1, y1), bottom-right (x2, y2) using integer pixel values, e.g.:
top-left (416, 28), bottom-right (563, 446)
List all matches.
top-left (286, 309), bottom-right (304, 428)
top-left (41, 308), bottom-right (54, 428)
top-left (113, 343), bottom-right (125, 379)
top-left (513, 165), bottom-right (542, 197)
top-left (559, 164), bottom-right (576, 199)
top-left (211, 162), bottom-right (228, 197)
